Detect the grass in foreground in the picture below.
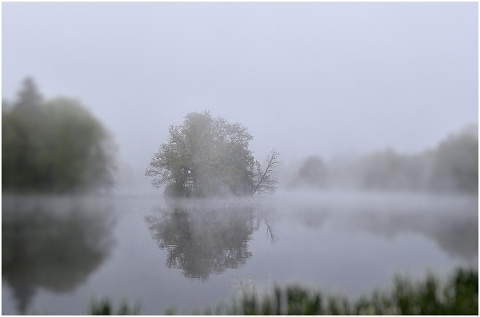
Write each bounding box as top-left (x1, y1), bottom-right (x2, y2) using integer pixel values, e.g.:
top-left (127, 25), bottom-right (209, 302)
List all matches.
top-left (90, 298), bottom-right (141, 315)
top-left (89, 267), bottom-right (477, 315)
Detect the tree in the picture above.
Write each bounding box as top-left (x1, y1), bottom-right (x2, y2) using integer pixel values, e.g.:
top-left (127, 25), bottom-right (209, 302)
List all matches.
top-left (295, 155), bottom-right (327, 188)
top-left (3, 78), bottom-right (43, 190)
top-left (360, 148), bottom-right (407, 190)
top-left (2, 78), bottom-right (116, 193)
top-left (14, 77), bottom-right (43, 114)
top-left (3, 99), bottom-right (11, 110)
top-left (251, 150), bottom-right (279, 194)
top-left (430, 126), bottom-right (478, 193)
top-left (37, 98), bottom-right (116, 192)
top-left (146, 111), bottom-right (279, 197)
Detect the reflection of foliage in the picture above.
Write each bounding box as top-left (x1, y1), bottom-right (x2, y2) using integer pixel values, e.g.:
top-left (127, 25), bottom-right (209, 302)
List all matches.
top-left (145, 202), bottom-right (258, 281)
top-left (295, 206), bottom-right (330, 230)
top-left (2, 78), bottom-right (116, 193)
top-left (349, 207), bottom-right (478, 261)
top-left (2, 196), bottom-right (115, 314)
top-left (284, 195), bottom-right (477, 261)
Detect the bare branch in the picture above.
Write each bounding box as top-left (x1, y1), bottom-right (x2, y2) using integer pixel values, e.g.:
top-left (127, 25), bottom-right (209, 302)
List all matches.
top-left (251, 150), bottom-right (279, 195)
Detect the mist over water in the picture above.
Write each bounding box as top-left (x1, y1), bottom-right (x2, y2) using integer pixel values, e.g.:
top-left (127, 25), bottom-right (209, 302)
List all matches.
top-left (2, 2), bottom-right (478, 314)
top-left (2, 195), bottom-right (115, 314)
top-left (2, 191), bottom-right (477, 314)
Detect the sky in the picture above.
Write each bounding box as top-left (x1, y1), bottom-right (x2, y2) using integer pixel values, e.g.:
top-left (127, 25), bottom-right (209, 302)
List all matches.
top-left (2, 2), bottom-right (478, 170)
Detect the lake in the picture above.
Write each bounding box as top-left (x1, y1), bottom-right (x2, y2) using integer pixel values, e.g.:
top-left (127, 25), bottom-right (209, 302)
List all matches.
top-left (2, 190), bottom-right (478, 314)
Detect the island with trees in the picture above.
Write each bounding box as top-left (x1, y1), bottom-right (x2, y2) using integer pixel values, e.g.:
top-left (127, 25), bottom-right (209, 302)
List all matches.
top-left (3, 77), bottom-right (476, 198)
top-left (145, 111), bottom-right (279, 197)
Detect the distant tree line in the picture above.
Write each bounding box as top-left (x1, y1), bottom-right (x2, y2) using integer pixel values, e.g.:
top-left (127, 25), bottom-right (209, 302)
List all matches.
top-left (2, 78), bottom-right (116, 193)
top-left (146, 111), bottom-right (279, 197)
top-left (290, 126), bottom-right (478, 194)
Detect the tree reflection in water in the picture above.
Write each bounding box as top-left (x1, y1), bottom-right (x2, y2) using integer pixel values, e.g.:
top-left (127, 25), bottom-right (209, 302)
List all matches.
top-left (145, 201), bottom-right (264, 281)
top-left (2, 196), bottom-right (115, 314)
top-left (287, 194), bottom-right (477, 262)
top-left (349, 209), bottom-right (478, 261)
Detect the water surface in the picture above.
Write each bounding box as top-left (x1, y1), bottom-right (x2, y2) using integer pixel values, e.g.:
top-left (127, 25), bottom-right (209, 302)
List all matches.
top-left (2, 191), bottom-right (477, 314)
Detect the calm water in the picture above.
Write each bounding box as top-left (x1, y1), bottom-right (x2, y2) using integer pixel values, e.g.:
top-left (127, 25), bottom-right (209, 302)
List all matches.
top-left (2, 191), bottom-right (478, 314)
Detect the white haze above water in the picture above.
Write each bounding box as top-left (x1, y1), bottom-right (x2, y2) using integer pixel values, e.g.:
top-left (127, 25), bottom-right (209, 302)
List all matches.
top-left (2, 191), bottom-right (477, 314)
top-left (2, 2), bottom-right (477, 171)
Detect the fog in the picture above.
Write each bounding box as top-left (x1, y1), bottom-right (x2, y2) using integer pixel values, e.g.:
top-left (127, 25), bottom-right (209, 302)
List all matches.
top-left (2, 2), bottom-right (477, 174)
top-left (2, 191), bottom-right (477, 313)
top-left (2, 195), bottom-right (115, 313)
top-left (2, 4), bottom-right (478, 313)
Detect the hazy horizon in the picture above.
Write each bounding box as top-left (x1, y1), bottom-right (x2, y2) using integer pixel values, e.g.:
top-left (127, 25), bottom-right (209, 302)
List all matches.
top-left (3, 2), bottom-right (477, 170)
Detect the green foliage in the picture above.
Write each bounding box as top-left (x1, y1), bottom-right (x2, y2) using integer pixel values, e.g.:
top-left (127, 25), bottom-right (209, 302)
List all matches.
top-left (14, 77), bottom-right (43, 111)
top-left (90, 298), bottom-right (140, 315)
top-left (294, 125), bottom-right (478, 194)
top-left (2, 78), bottom-right (115, 193)
top-left (294, 155), bottom-right (327, 187)
top-left (211, 267), bottom-right (478, 315)
top-left (83, 267), bottom-right (477, 315)
top-left (146, 111), bottom-right (278, 197)
top-left (431, 127), bottom-right (478, 193)
top-left (361, 148), bottom-right (410, 190)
